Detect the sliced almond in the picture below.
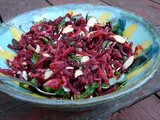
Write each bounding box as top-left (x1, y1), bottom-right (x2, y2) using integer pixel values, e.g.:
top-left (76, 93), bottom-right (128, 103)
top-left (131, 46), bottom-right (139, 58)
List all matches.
top-left (123, 56), bottom-right (134, 69)
top-left (62, 86), bottom-right (70, 92)
top-left (42, 53), bottom-right (51, 57)
top-left (74, 69), bottom-right (83, 78)
top-left (87, 17), bottom-right (97, 27)
top-left (65, 66), bottom-right (74, 70)
top-left (44, 69), bottom-right (53, 80)
top-left (62, 25), bottom-right (74, 34)
top-left (112, 35), bottom-right (126, 44)
top-left (22, 62), bottom-right (27, 65)
top-left (22, 71), bottom-right (27, 80)
top-left (35, 44), bottom-right (40, 53)
top-left (81, 56), bottom-right (90, 63)
top-left (85, 26), bottom-right (90, 32)
top-left (79, 31), bottom-right (85, 36)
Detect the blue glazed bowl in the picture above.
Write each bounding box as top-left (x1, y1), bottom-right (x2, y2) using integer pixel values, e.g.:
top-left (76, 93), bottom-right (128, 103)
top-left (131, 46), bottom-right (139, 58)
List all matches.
top-left (0, 4), bottom-right (159, 111)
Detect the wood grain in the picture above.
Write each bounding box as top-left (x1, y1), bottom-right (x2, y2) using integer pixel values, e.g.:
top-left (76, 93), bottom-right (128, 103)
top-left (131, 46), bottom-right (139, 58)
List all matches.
top-left (138, 96), bottom-right (160, 120)
top-left (0, 0), bottom-right (49, 21)
top-left (150, 0), bottom-right (160, 4)
top-left (156, 91), bottom-right (160, 97)
top-left (47, 0), bottom-right (107, 6)
top-left (123, 104), bottom-right (154, 120)
top-left (102, 0), bottom-right (160, 25)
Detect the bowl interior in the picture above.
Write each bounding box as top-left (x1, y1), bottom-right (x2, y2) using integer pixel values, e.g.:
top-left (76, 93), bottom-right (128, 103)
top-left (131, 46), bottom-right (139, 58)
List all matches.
top-left (0, 4), bottom-right (159, 110)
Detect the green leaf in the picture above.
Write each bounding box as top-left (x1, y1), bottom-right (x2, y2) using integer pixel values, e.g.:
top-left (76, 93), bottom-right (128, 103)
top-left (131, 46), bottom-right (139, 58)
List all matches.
top-left (19, 82), bottom-right (25, 87)
top-left (31, 78), bottom-right (38, 87)
top-left (69, 53), bottom-right (81, 63)
top-left (58, 19), bottom-right (66, 30)
top-left (78, 83), bottom-right (100, 99)
top-left (63, 93), bottom-right (71, 99)
top-left (55, 88), bottom-right (65, 96)
top-left (40, 36), bottom-right (54, 45)
top-left (42, 37), bottom-right (49, 44)
top-left (72, 55), bottom-right (81, 63)
top-left (45, 86), bottom-right (54, 93)
top-left (114, 71), bottom-right (121, 77)
top-left (31, 53), bottom-right (39, 64)
top-left (69, 41), bottom-right (75, 45)
top-left (38, 26), bottom-right (42, 31)
top-left (102, 41), bottom-right (108, 48)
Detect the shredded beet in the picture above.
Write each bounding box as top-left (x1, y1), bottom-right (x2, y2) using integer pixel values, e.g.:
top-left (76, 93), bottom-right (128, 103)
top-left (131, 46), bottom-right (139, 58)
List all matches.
top-left (0, 13), bottom-right (142, 99)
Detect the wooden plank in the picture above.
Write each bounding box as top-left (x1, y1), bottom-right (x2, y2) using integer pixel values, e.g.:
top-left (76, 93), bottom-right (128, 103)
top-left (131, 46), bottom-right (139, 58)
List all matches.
top-left (47, 0), bottom-right (107, 6)
top-left (156, 91), bottom-right (160, 97)
top-left (109, 95), bottom-right (160, 120)
top-left (138, 96), bottom-right (160, 120)
top-left (150, 0), bottom-right (160, 4)
top-left (102, 0), bottom-right (160, 25)
top-left (107, 112), bottom-right (131, 120)
top-left (0, 0), bottom-right (50, 21)
top-left (123, 104), bottom-right (154, 120)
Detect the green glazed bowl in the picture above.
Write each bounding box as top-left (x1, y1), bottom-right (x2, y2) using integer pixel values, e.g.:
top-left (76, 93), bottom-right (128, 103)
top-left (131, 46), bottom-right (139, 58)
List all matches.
top-left (0, 4), bottom-right (160, 111)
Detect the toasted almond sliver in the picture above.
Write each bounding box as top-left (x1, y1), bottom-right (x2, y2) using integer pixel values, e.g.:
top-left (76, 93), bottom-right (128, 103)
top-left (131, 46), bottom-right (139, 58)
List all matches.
top-left (62, 25), bottom-right (74, 34)
top-left (112, 35), bottom-right (126, 44)
top-left (35, 44), bottom-right (41, 53)
top-left (44, 69), bottom-right (53, 80)
top-left (65, 66), bottom-right (74, 70)
top-left (87, 17), bottom-right (97, 27)
top-left (79, 31), bottom-right (85, 36)
top-left (43, 53), bottom-right (51, 57)
top-left (123, 56), bottom-right (134, 69)
top-left (22, 71), bottom-right (27, 81)
top-left (74, 69), bottom-right (83, 78)
top-left (81, 56), bottom-right (90, 63)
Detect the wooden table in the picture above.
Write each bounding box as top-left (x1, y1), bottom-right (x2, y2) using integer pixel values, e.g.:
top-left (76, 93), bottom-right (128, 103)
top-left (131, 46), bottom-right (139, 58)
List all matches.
top-left (0, 0), bottom-right (160, 120)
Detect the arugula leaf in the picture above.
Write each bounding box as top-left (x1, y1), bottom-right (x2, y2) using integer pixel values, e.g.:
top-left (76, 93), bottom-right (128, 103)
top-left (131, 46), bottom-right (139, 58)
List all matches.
top-left (102, 41), bottom-right (108, 48)
top-left (72, 55), bottom-right (81, 63)
top-left (31, 53), bottom-right (39, 64)
top-left (114, 71), bottom-right (121, 78)
top-left (31, 78), bottom-right (38, 87)
top-left (69, 41), bottom-right (75, 46)
top-left (63, 93), bottom-right (71, 99)
top-left (78, 83), bottom-right (100, 99)
top-left (19, 83), bottom-right (25, 87)
top-left (69, 52), bottom-right (81, 63)
top-left (38, 26), bottom-right (42, 31)
top-left (58, 19), bottom-right (66, 30)
top-left (42, 37), bottom-right (49, 44)
top-left (40, 36), bottom-right (54, 45)
top-left (55, 88), bottom-right (65, 96)
top-left (45, 86), bottom-right (54, 93)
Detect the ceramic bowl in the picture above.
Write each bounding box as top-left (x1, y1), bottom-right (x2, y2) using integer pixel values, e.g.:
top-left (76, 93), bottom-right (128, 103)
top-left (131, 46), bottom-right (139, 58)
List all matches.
top-left (0, 4), bottom-right (159, 111)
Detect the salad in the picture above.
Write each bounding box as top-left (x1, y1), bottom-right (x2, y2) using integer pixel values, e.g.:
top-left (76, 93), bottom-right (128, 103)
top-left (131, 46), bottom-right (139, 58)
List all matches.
top-left (0, 13), bottom-right (142, 99)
